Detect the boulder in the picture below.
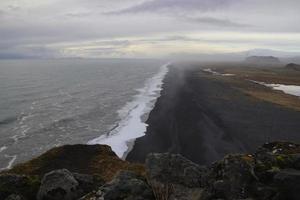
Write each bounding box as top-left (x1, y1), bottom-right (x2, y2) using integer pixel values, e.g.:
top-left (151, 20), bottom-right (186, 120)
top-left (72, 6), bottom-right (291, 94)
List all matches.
top-left (72, 173), bottom-right (104, 195)
top-left (0, 174), bottom-right (40, 200)
top-left (37, 169), bottom-right (79, 200)
top-left (81, 171), bottom-right (154, 200)
top-left (274, 169), bottom-right (300, 200)
top-left (202, 154), bottom-right (258, 200)
top-left (4, 194), bottom-right (26, 200)
top-left (146, 153), bottom-right (207, 200)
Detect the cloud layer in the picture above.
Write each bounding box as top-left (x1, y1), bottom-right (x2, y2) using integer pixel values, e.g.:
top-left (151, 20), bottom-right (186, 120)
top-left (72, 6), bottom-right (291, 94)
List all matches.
top-left (0, 0), bottom-right (299, 58)
top-left (108, 0), bottom-right (235, 14)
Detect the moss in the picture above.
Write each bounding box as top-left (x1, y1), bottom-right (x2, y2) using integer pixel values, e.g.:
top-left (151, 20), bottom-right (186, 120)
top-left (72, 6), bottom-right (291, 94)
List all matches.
top-left (267, 166), bottom-right (280, 173)
top-left (0, 175), bottom-right (40, 200)
top-left (4, 144), bottom-right (145, 182)
top-left (242, 155), bottom-right (255, 163)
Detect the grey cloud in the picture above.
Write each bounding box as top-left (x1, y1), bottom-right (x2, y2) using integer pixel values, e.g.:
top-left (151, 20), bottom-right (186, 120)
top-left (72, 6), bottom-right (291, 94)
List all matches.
top-left (183, 16), bottom-right (250, 27)
top-left (107, 0), bottom-right (236, 14)
top-left (64, 12), bottom-right (93, 18)
top-left (0, 45), bottom-right (61, 59)
top-left (94, 40), bottom-right (131, 47)
top-left (106, 0), bottom-right (249, 28)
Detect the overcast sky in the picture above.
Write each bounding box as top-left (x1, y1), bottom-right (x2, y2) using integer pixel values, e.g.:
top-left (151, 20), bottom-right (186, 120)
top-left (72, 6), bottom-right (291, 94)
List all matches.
top-left (0, 0), bottom-right (300, 58)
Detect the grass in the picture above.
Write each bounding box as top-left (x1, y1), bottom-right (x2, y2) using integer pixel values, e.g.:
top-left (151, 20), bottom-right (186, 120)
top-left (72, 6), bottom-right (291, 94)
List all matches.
top-left (201, 63), bottom-right (300, 112)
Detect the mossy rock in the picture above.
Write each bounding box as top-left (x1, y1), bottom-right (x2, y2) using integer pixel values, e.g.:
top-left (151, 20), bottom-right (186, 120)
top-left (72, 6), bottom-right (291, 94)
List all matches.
top-left (0, 174), bottom-right (40, 199)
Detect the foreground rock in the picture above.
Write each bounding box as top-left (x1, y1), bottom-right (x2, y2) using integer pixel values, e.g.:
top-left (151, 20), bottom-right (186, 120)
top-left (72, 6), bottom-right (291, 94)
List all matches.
top-left (146, 153), bottom-right (207, 200)
top-left (201, 141), bottom-right (300, 200)
top-left (81, 171), bottom-right (154, 200)
top-left (37, 169), bottom-right (79, 200)
top-left (1, 142), bottom-right (300, 200)
top-left (0, 174), bottom-right (40, 200)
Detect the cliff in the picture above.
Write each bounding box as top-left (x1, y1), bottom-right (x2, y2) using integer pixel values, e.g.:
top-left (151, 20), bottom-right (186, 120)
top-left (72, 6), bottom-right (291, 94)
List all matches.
top-left (0, 141), bottom-right (300, 200)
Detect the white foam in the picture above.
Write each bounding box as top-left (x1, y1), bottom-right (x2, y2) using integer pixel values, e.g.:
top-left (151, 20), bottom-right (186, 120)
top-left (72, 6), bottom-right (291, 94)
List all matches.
top-left (250, 80), bottom-right (300, 97)
top-left (203, 68), bottom-right (220, 75)
top-left (202, 68), bottom-right (235, 76)
top-left (0, 146), bottom-right (7, 153)
top-left (88, 63), bottom-right (170, 158)
top-left (0, 154), bottom-right (17, 170)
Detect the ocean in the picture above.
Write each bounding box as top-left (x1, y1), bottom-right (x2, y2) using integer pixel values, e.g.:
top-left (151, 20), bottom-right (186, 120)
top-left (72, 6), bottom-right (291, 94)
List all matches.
top-left (0, 58), bottom-right (168, 170)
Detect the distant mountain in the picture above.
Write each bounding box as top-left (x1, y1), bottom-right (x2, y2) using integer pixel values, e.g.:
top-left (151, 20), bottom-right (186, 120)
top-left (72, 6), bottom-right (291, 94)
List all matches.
top-left (245, 56), bottom-right (280, 65)
top-left (285, 63), bottom-right (300, 71)
top-left (167, 48), bottom-right (300, 63)
top-left (244, 49), bottom-right (300, 58)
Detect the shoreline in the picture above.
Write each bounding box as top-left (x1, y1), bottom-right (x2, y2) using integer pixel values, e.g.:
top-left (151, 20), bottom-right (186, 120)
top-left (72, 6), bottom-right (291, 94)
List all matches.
top-left (127, 63), bottom-right (300, 165)
top-left (88, 63), bottom-right (169, 158)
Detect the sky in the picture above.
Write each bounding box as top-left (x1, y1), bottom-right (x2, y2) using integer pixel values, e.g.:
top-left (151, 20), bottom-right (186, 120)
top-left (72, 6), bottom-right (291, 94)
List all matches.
top-left (0, 0), bottom-right (300, 58)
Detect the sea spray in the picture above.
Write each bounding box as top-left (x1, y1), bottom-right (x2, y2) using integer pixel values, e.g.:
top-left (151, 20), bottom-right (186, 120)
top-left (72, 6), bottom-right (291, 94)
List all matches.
top-left (88, 63), bottom-right (170, 158)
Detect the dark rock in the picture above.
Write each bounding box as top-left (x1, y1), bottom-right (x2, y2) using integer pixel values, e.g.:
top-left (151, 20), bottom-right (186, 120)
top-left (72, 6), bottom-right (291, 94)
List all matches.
top-left (5, 194), bottom-right (26, 200)
top-left (72, 173), bottom-right (104, 195)
top-left (37, 169), bottom-right (79, 200)
top-left (274, 169), bottom-right (300, 200)
top-left (146, 153), bottom-right (207, 187)
top-left (81, 170), bottom-right (154, 200)
top-left (290, 154), bottom-right (300, 169)
top-left (203, 154), bottom-right (258, 200)
top-left (0, 174), bottom-right (40, 200)
top-left (146, 153), bottom-right (206, 200)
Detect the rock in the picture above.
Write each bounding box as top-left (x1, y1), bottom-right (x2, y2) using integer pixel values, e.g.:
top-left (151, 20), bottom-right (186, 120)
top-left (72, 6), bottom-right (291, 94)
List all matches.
top-left (5, 194), bottom-right (26, 200)
top-left (0, 174), bottom-right (40, 200)
top-left (72, 173), bottom-right (104, 195)
top-left (290, 154), bottom-right (300, 169)
top-left (81, 171), bottom-right (154, 200)
top-left (37, 169), bottom-right (79, 200)
top-left (274, 169), bottom-right (300, 200)
top-left (203, 154), bottom-right (258, 200)
top-left (6, 144), bottom-right (145, 182)
top-left (146, 153), bottom-right (206, 200)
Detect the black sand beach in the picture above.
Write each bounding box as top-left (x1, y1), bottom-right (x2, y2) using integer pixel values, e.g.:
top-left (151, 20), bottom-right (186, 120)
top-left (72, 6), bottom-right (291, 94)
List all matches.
top-left (126, 64), bottom-right (300, 165)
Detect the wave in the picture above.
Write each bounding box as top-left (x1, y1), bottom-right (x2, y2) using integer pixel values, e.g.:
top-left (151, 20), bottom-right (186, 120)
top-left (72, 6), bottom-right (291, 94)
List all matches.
top-left (0, 154), bottom-right (17, 170)
top-left (88, 63), bottom-right (170, 158)
top-left (0, 146), bottom-right (7, 153)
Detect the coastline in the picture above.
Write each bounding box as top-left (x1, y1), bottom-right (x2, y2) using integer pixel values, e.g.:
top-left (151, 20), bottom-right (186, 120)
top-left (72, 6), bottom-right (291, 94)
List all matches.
top-left (126, 63), bottom-right (300, 165)
top-left (88, 63), bottom-right (169, 158)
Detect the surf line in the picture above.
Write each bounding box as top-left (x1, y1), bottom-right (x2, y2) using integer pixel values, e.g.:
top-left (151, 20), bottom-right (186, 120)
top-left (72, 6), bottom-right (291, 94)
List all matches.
top-left (88, 63), bottom-right (171, 158)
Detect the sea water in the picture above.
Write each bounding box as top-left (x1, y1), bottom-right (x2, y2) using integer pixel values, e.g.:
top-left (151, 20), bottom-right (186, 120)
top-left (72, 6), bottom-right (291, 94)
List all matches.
top-left (0, 58), bottom-right (168, 170)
